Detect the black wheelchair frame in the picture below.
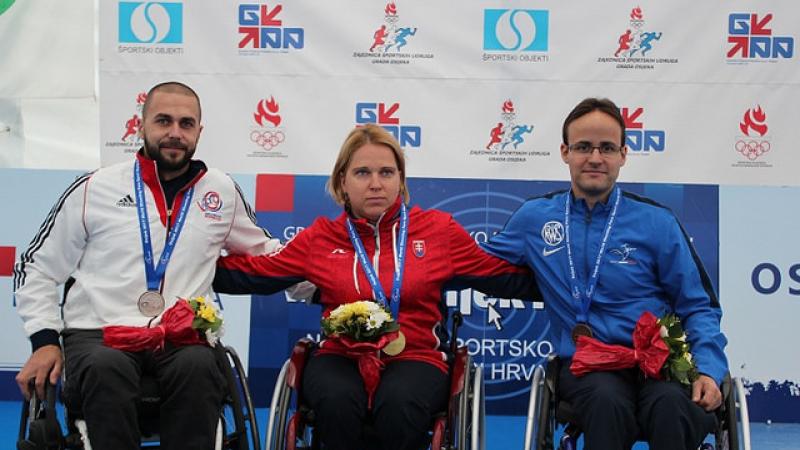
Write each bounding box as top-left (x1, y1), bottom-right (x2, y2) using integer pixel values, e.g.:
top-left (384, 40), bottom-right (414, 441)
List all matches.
top-left (523, 356), bottom-right (752, 450)
top-left (263, 312), bottom-right (486, 450)
top-left (17, 343), bottom-right (261, 450)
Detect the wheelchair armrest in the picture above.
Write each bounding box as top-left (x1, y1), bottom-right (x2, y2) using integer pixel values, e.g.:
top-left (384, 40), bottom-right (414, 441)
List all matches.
top-left (286, 338), bottom-right (316, 390)
top-left (448, 346), bottom-right (468, 398)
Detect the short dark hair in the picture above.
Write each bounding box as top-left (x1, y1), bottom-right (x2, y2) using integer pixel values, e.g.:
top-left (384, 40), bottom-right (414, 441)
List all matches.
top-left (142, 81), bottom-right (202, 121)
top-left (561, 98), bottom-right (625, 145)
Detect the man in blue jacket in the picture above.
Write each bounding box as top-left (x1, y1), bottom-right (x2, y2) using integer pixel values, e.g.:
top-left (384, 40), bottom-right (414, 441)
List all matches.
top-left (483, 98), bottom-right (727, 450)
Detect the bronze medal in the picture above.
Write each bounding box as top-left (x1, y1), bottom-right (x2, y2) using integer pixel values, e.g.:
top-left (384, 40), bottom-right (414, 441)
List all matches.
top-left (571, 323), bottom-right (593, 343)
top-left (382, 331), bottom-right (406, 356)
top-left (138, 291), bottom-right (165, 317)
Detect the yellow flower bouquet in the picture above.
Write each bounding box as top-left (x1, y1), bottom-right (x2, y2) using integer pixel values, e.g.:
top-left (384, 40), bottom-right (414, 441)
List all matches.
top-left (187, 296), bottom-right (225, 347)
top-left (321, 300), bottom-right (399, 341)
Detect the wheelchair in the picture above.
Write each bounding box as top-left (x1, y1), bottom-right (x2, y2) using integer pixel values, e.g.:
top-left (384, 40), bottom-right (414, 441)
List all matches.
top-left (17, 343), bottom-right (261, 450)
top-left (264, 312), bottom-right (486, 450)
top-left (523, 356), bottom-right (752, 450)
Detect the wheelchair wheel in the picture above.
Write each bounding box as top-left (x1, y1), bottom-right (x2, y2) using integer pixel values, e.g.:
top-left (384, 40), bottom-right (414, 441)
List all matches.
top-left (732, 377), bottom-right (751, 450)
top-left (523, 365), bottom-right (548, 450)
top-left (265, 359), bottom-right (293, 450)
top-left (449, 352), bottom-right (485, 450)
top-left (469, 363), bottom-right (486, 450)
top-left (220, 345), bottom-right (261, 450)
top-left (715, 376), bottom-right (751, 450)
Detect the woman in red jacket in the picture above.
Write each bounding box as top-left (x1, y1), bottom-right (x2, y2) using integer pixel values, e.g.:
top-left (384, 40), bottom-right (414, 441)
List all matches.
top-left (215, 124), bottom-right (537, 450)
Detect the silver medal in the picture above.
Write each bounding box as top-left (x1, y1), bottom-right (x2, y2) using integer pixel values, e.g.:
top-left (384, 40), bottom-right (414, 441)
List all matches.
top-left (138, 291), bottom-right (165, 317)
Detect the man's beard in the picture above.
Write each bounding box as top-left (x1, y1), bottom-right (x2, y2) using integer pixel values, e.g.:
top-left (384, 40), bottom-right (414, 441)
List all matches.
top-left (143, 136), bottom-right (195, 172)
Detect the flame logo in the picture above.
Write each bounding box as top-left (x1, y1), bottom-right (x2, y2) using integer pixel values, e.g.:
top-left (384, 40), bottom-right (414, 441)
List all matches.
top-left (385, 2), bottom-right (396, 16)
top-left (739, 106), bottom-right (767, 137)
top-left (254, 97), bottom-right (281, 128)
top-left (502, 100), bottom-right (515, 114)
top-left (631, 6), bottom-right (643, 20)
top-left (136, 92), bottom-right (147, 105)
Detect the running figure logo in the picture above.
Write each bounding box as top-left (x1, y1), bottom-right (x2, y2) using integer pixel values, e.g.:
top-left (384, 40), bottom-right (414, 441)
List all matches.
top-left (485, 100), bottom-right (534, 151)
top-left (122, 114), bottom-right (141, 142)
top-left (613, 7), bottom-right (662, 57)
top-left (121, 92), bottom-right (147, 143)
top-left (369, 2), bottom-right (417, 52)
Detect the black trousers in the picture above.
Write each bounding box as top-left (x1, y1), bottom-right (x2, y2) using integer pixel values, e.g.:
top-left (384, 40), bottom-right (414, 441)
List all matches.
top-left (302, 354), bottom-right (450, 450)
top-left (557, 361), bottom-right (718, 450)
top-left (62, 329), bottom-right (226, 450)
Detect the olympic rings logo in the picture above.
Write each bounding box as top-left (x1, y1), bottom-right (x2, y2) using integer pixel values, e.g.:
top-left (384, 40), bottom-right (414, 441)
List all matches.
top-left (250, 130), bottom-right (286, 150)
top-left (735, 139), bottom-right (770, 161)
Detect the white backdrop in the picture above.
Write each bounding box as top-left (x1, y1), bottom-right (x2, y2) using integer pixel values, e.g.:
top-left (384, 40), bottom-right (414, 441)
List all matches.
top-left (97, 1), bottom-right (798, 185)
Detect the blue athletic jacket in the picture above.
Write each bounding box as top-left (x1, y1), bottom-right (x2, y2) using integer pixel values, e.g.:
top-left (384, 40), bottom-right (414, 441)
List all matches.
top-left (482, 189), bottom-right (728, 385)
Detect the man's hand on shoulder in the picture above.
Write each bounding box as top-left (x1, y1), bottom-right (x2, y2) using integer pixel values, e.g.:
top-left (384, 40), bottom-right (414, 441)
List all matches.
top-left (16, 345), bottom-right (63, 400)
top-left (691, 374), bottom-right (722, 411)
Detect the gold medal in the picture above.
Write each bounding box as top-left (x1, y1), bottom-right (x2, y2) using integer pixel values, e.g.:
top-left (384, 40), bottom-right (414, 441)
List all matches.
top-left (138, 291), bottom-right (165, 317)
top-left (382, 331), bottom-right (406, 356)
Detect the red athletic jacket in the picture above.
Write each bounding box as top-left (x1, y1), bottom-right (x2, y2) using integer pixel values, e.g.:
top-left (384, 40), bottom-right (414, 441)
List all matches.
top-left (215, 199), bottom-right (537, 372)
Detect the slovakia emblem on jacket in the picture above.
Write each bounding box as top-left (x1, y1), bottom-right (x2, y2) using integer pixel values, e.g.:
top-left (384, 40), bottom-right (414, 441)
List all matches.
top-left (198, 191), bottom-right (223, 220)
top-left (412, 240), bottom-right (426, 258)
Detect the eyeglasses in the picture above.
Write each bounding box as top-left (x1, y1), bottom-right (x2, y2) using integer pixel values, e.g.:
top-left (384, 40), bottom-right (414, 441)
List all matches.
top-left (567, 142), bottom-right (622, 155)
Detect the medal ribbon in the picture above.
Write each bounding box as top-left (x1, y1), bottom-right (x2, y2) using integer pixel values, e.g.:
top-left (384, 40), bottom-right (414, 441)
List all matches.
top-left (346, 203), bottom-right (408, 319)
top-left (134, 160), bottom-right (194, 292)
top-left (564, 187), bottom-right (620, 324)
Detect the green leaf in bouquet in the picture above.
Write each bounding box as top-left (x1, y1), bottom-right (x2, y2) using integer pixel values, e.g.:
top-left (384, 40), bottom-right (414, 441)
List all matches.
top-left (674, 370), bottom-right (690, 386)
top-left (209, 319), bottom-right (222, 333)
top-left (672, 357), bottom-right (691, 372)
top-left (192, 317), bottom-right (205, 330)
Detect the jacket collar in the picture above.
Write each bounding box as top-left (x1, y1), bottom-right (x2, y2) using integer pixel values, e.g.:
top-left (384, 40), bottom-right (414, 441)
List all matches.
top-left (135, 149), bottom-right (208, 227)
top-left (341, 195), bottom-right (404, 234)
top-left (569, 187), bottom-right (617, 214)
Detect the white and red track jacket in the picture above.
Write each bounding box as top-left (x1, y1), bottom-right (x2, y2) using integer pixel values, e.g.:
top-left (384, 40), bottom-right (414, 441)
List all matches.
top-left (15, 153), bottom-right (280, 351)
top-left (215, 198), bottom-right (538, 372)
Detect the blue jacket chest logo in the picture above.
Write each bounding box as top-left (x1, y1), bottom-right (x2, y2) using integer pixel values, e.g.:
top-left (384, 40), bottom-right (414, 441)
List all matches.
top-left (541, 220), bottom-right (565, 257)
top-left (609, 243), bottom-right (638, 264)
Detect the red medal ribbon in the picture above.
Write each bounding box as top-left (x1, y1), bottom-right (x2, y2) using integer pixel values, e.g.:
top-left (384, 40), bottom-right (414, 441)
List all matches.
top-left (103, 300), bottom-right (205, 352)
top-left (570, 311), bottom-right (670, 379)
top-left (319, 330), bottom-right (400, 409)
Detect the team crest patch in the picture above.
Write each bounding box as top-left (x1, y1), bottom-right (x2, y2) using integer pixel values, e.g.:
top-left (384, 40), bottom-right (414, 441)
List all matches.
top-left (197, 191), bottom-right (223, 220)
top-left (412, 240), bottom-right (426, 258)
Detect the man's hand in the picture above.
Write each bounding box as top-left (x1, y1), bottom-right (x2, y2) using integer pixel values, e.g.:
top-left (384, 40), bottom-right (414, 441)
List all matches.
top-left (16, 345), bottom-right (63, 400)
top-left (692, 374), bottom-right (722, 411)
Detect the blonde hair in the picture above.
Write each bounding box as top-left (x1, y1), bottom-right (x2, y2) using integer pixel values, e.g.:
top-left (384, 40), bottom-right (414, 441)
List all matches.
top-left (326, 124), bottom-right (409, 206)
